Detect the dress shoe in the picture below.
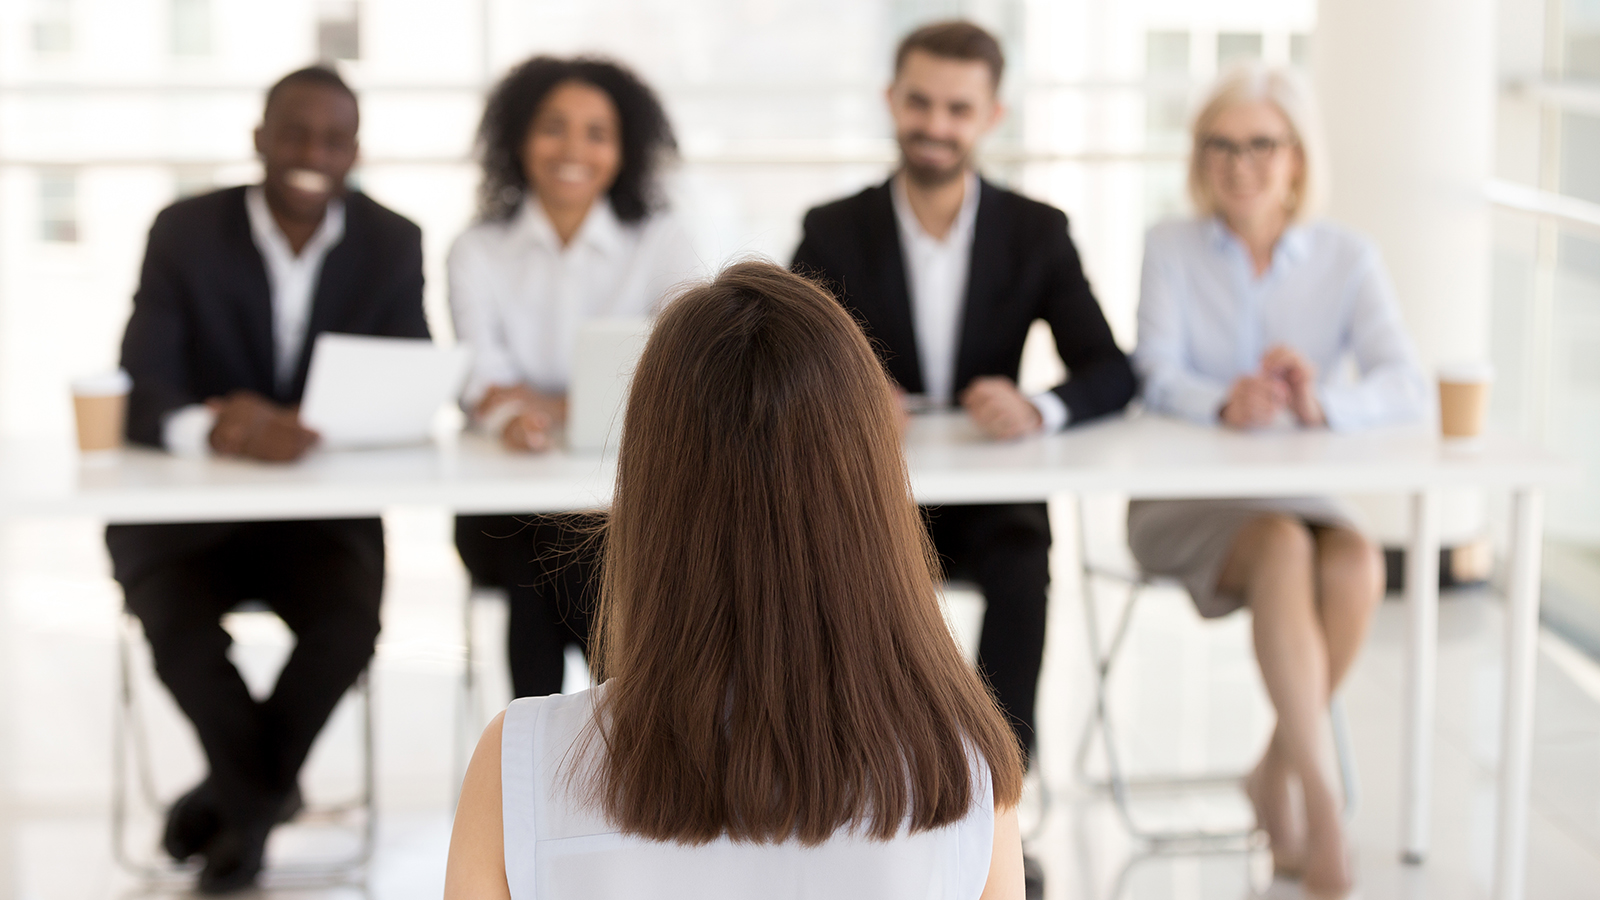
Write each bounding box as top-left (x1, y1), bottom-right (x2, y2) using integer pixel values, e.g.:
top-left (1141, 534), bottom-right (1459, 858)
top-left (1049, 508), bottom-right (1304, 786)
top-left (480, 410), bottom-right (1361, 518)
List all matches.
top-left (197, 816), bottom-right (272, 895)
top-left (195, 783), bottom-right (302, 895)
top-left (162, 780), bottom-right (221, 862)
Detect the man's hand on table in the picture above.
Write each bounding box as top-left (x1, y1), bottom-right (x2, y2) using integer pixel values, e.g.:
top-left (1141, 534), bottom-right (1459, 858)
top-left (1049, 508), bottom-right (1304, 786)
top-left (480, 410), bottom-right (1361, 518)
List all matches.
top-left (207, 391), bottom-right (319, 462)
top-left (476, 384), bottom-right (568, 453)
top-left (960, 376), bottom-right (1044, 440)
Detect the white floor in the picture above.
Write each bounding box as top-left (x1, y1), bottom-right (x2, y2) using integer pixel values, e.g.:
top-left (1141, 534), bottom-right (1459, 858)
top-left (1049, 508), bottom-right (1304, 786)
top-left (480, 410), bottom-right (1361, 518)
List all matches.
top-left (2, 500), bottom-right (1599, 899)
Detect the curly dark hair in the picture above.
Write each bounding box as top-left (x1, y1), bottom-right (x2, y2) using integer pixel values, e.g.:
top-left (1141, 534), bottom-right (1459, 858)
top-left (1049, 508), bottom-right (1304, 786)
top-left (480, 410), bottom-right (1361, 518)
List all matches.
top-left (475, 56), bottom-right (677, 223)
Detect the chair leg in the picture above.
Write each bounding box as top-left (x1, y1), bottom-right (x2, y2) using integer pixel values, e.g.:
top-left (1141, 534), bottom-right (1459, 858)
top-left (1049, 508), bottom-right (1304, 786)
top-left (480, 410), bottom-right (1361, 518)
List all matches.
top-left (1072, 500), bottom-right (1259, 847)
top-left (112, 614), bottom-right (196, 881)
top-left (453, 588), bottom-right (479, 807)
top-left (353, 670), bottom-right (378, 869)
top-left (1331, 694), bottom-right (1359, 820)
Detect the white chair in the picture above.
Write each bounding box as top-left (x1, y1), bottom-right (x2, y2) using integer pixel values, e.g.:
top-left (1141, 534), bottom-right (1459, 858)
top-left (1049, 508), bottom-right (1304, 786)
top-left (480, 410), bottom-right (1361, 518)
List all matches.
top-left (1072, 499), bottom-right (1359, 848)
top-left (112, 605), bottom-right (376, 883)
top-left (455, 584), bottom-right (507, 796)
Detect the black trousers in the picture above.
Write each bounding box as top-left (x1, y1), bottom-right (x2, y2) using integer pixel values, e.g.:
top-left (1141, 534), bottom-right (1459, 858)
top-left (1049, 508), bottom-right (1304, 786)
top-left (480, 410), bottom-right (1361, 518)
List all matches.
top-left (105, 519), bottom-right (384, 825)
top-left (454, 514), bottom-right (602, 699)
top-left (923, 503), bottom-right (1051, 754)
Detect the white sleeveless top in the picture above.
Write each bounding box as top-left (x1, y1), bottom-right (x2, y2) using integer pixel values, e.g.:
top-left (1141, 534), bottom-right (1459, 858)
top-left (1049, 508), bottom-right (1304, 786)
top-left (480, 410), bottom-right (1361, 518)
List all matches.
top-left (501, 687), bottom-right (996, 899)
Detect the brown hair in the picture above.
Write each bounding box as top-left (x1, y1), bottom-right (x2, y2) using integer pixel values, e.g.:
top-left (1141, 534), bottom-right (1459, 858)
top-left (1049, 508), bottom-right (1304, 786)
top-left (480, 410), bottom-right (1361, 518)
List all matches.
top-left (894, 20), bottom-right (1005, 89)
top-left (589, 261), bottom-right (1023, 845)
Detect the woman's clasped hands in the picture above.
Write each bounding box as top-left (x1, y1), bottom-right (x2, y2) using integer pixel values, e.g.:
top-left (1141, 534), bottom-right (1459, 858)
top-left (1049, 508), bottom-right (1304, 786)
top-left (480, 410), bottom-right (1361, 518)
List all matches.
top-left (1220, 344), bottom-right (1326, 430)
top-left (476, 384), bottom-right (568, 452)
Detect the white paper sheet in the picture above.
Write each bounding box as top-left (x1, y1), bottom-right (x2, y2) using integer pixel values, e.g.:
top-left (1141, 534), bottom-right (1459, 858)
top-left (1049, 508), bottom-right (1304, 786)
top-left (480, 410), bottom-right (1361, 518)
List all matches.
top-left (299, 333), bottom-right (472, 449)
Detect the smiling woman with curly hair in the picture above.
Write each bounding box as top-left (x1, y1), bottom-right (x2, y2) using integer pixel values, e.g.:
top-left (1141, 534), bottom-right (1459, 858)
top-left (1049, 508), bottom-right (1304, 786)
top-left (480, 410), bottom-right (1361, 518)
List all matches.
top-left (450, 55), bottom-right (702, 703)
top-left (473, 56), bottom-right (678, 223)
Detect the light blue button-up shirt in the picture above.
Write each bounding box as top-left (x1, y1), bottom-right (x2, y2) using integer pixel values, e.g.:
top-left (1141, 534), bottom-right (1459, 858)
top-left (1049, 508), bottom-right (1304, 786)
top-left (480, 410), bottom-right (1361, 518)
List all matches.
top-left (1133, 217), bottom-right (1428, 431)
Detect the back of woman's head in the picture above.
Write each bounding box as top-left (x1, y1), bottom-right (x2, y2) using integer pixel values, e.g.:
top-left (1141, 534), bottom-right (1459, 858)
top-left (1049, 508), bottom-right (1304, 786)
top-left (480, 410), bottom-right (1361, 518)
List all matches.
top-left (592, 261), bottom-right (1023, 845)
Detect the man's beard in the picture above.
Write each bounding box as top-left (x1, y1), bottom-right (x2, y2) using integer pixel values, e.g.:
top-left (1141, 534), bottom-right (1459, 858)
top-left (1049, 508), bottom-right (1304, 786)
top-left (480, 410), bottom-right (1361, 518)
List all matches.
top-left (898, 132), bottom-right (970, 187)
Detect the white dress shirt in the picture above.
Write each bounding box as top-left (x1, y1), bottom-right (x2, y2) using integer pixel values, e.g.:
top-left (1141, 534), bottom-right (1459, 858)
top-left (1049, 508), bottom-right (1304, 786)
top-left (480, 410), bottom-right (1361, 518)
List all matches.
top-left (162, 186), bottom-right (346, 455)
top-left (890, 173), bottom-right (1069, 432)
top-left (448, 197), bottom-right (701, 410)
top-left (1133, 217), bottom-right (1428, 431)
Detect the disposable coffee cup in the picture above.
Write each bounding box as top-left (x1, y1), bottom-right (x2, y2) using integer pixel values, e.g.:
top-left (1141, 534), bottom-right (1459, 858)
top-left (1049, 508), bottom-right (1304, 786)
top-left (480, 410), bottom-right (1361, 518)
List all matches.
top-left (71, 369), bottom-right (131, 453)
top-left (1437, 362), bottom-right (1493, 440)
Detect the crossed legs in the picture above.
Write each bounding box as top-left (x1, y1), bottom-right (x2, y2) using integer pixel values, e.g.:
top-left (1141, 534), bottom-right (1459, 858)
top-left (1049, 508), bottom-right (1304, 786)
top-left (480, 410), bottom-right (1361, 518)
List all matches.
top-left (115, 519), bottom-right (384, 892)
top-left (1217, 516), bottom-right (1383, 896)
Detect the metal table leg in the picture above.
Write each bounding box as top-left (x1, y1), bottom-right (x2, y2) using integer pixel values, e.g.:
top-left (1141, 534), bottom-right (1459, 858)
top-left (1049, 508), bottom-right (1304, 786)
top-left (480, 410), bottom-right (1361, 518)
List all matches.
top-left (1493, 488), bottom-right (1544, 900)
top-left (1401, 490), bottom-right (1440, 864)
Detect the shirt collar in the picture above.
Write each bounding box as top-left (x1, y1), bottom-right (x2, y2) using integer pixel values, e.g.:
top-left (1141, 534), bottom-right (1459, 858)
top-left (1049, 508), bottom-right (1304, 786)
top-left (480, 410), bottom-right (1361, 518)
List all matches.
top-left (514, 194), bottom-right (626, 257)
top-left (1276, 223), bottom-right (1312, 265)
top-left (244, 185), bottom-right (345, 262)
top-left (1205, 215), bottom-right (1311, 272)
top-left (891, 169), bottom-right (981, 248)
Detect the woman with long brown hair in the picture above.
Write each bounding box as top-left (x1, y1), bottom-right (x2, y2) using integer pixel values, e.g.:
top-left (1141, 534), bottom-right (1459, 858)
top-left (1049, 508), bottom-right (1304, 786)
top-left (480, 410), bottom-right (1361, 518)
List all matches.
top-left (445, 262), bottom-right (1024, 898)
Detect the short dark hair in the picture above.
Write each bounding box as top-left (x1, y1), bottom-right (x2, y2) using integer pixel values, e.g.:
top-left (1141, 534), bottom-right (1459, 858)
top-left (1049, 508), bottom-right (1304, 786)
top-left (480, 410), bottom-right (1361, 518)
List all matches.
top-left (475, 55), bottom-right (676, 224)
top-left (263, 66), bottom-right (358, 120)
top-left (894, 20), bottom-right (1005, 88)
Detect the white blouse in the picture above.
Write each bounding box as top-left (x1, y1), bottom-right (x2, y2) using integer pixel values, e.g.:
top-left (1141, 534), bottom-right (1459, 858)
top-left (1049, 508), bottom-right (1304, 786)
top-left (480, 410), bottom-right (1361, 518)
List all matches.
top-left (501, 688), bottom-right (996, 900)
top-left (1133, 217), bottom-right (1428, 431)
top-left (448, 197), bottom-right (702, 408)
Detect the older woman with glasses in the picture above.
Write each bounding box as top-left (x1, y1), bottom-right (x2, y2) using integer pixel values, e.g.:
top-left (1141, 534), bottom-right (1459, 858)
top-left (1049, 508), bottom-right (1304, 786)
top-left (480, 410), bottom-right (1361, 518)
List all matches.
top-left (1129, 65), bottom-right (1427, 898)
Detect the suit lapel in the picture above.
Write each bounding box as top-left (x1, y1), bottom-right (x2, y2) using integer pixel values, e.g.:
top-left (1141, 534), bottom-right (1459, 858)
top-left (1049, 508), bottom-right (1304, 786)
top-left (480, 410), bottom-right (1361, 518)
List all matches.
top-left (954, 179), bottom-right (1006, 393)
top-left (866, 180), bottom-right (924, 393)
top-left (224, 190), bottom-right (277, 394)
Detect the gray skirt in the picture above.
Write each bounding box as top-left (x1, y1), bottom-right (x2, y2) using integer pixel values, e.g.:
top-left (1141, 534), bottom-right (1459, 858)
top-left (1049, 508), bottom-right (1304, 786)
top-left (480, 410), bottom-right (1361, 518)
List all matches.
top-left (1126, 497), bottom-right (1362, 619)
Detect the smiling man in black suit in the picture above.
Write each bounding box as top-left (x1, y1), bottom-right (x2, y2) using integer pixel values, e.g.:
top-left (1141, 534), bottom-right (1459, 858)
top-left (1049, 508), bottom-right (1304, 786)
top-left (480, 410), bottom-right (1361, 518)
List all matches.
top-left (105, 66), bottom-right (428, 893)
top-left (792, 21), bottom-right (1135, 760)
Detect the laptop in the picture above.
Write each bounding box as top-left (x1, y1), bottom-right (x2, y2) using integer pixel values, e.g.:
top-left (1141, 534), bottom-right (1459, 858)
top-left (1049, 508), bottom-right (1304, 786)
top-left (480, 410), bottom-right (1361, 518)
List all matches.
top-left (567, 318), bottom-right (652, 454)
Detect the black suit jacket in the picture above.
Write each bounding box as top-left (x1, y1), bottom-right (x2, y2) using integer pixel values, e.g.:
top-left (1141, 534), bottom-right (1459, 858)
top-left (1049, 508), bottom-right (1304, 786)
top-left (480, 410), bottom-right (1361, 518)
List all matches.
top-left (108, 186), bottom-right (427, 587)
top-left (791, 177), bottom-right (1135, 424)
top-left (119, 185), bottom-right (430, 447)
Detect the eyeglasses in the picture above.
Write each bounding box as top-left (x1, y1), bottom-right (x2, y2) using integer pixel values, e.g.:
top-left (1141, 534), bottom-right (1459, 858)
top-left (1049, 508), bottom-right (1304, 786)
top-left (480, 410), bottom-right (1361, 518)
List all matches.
top-left (1200, 135), bottom-right (1296, 165)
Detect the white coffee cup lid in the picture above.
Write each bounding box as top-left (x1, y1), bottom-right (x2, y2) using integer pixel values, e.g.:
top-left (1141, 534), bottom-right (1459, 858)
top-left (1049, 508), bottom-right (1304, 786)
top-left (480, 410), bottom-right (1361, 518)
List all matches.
top-left (71, 369), bottom-right (132, 397)
top-left (1437, 361), bottom-right (1494, 383)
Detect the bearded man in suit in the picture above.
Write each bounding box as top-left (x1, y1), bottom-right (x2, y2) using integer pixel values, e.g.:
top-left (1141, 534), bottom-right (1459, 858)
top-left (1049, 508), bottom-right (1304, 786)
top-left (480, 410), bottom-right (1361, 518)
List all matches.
top-left (792, 21), bottom-right (1135, 761)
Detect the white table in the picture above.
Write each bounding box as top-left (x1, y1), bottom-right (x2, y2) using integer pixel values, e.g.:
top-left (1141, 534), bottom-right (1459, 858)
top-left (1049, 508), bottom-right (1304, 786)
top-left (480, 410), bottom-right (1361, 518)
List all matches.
top-left (0, 413), bottom-right (1575, 900)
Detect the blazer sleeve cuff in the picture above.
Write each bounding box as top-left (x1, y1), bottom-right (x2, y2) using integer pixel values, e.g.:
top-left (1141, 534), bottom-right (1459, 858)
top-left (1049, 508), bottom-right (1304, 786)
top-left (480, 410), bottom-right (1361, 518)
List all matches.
top-left (1030, 390), bottom-right (1071, 434)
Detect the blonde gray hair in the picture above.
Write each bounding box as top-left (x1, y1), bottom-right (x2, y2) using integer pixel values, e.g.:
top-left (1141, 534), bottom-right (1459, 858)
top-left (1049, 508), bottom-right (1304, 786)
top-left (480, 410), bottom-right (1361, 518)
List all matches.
top-left (1188, 63), bottom-right (1327, 222)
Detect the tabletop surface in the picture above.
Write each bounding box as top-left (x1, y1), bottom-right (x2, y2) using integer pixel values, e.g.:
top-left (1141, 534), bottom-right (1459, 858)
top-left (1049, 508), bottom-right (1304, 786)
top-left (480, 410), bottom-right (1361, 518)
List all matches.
top-left (0, 412), bottom-right (1577, 523)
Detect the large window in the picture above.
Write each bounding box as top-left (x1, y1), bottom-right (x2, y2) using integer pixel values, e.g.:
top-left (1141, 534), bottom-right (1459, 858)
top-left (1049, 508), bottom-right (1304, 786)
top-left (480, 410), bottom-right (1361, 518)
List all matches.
top-left (1493, 0), bottom-right (1600, 649)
